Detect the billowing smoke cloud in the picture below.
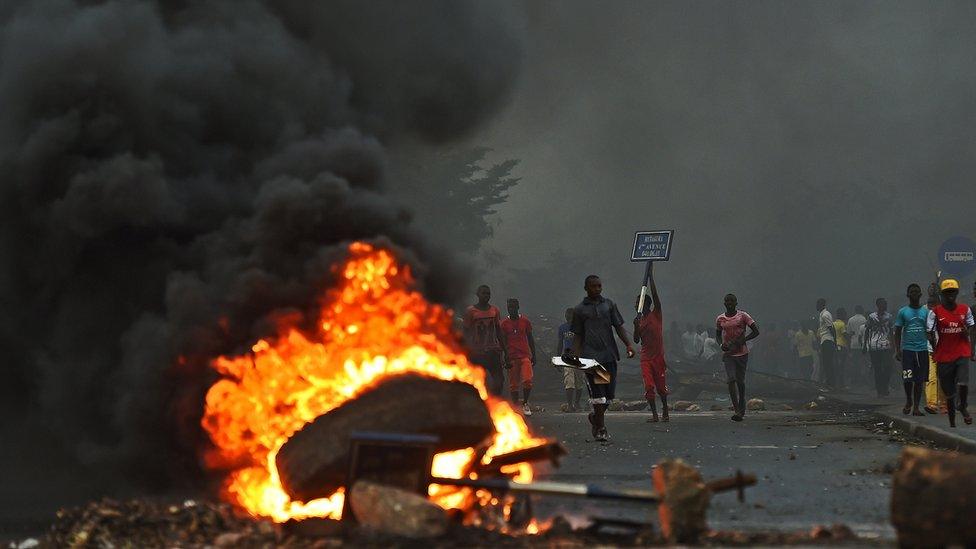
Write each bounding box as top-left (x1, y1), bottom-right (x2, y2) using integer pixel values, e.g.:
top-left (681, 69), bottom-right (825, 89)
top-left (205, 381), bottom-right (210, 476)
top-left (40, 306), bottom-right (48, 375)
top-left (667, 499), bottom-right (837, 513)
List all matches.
top-left (0, 0), bottom-right (521, 487)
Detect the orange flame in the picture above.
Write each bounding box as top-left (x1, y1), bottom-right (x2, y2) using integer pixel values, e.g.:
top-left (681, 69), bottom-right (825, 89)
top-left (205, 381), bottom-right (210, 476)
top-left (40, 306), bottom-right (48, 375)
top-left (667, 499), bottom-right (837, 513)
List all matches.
top-left (201, 242), bottom-right (541, 522)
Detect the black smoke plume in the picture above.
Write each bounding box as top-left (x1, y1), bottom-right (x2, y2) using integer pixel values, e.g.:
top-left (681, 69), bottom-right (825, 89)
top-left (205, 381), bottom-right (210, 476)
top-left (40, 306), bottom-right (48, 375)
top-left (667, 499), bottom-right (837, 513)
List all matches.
top-left (0, 0), bottom-right (521, 490)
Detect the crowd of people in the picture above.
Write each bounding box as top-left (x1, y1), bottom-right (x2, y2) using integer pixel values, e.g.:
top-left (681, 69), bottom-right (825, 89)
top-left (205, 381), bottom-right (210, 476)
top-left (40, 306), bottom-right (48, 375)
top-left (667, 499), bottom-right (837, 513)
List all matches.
top-left (462, 271), bottom-right (975, 441)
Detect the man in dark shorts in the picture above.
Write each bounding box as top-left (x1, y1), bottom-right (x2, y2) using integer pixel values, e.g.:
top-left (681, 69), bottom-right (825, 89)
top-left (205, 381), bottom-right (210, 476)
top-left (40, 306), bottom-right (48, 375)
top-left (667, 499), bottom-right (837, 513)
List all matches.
top-left (716, 294), bottom-right (760, 422)
top-left (463, 285), bottom-right (506, 395)
top-left (566, 274), bottom-right (635, 441)
top-left (633, 262), bottom-right (669, 423)
top-left (927, 279), bottom-right (976, 428)
top-left (894, 283), bottom-right (929, 416)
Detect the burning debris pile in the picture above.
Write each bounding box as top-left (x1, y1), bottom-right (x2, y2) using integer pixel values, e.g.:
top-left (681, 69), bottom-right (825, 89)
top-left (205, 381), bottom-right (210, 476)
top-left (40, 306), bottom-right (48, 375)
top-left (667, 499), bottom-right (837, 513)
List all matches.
top-left (201, 243), bottom-right (542, 523)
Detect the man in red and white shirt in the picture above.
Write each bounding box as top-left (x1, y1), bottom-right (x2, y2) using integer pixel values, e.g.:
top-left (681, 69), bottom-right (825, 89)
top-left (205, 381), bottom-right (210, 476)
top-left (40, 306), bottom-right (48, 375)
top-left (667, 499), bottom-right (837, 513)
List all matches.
top-left (716, 294), bottom-right (760, 422)
top-left (500, 298), bottom-right (536, 415)
top-left (927, 279), bottom-right (976, 428)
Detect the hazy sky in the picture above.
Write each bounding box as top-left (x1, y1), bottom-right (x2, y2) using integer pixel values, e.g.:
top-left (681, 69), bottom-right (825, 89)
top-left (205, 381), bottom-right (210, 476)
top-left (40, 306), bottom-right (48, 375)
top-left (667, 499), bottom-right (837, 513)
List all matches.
top-left (460, 0), bottom-right (976, 325)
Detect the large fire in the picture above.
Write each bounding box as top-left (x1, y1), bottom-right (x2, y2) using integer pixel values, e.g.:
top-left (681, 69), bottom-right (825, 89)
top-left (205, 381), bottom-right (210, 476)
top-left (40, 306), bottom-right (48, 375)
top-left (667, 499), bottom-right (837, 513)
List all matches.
top-left (201, 242), bottom-right (541, 522)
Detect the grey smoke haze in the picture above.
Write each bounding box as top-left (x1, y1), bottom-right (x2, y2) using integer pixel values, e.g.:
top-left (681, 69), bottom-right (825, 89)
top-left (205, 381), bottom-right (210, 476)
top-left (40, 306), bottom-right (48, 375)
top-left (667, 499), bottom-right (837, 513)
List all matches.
top-left (461, 0), bottom-right (976, 326)
top-left (0, 0), bottom-right (521, 492)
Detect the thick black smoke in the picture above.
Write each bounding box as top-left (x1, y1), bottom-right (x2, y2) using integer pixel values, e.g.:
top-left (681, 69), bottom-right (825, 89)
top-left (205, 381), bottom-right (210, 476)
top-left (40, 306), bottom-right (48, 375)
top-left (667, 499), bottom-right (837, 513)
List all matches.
top-left (0, 0), bottom-right (521, 488)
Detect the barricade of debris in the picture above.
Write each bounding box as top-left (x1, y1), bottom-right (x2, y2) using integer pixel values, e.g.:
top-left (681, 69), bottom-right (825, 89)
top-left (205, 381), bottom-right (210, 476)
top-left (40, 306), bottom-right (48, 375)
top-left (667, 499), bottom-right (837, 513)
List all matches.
top-left (32, 496), bottom-right (881, 548)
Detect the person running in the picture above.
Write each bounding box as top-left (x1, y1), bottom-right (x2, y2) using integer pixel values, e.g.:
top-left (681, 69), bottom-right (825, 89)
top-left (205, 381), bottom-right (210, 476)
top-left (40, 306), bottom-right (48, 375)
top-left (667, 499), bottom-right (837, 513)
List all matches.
top-left (567, 274), bottom-right (635, 441)
top-left (632, 263), bottom-right (669, 423)
top-left (500, 298), bottom-right (536, 415)
top-left (894, 284), bottom-right (929, 416)
top-left (816, 298), bottom-right (837, 387)
top-left (716, 294), bottom-right (759, 421)
top-left (555, 308), bottom-right (585, 412)
top-left (864, 298), bottom-right (894, 397)
top-left (463, 285), bottom-right (506, 396)
top-left (833, 308), bottom-right (849, 388)
top-left (927, 279), bottom-right (976, 428)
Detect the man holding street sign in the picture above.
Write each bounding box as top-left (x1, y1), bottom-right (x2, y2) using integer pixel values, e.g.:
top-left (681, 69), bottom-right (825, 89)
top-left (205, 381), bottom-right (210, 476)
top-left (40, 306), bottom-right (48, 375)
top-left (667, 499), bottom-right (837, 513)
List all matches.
top-left (633, 262), bottom-right (669, 423)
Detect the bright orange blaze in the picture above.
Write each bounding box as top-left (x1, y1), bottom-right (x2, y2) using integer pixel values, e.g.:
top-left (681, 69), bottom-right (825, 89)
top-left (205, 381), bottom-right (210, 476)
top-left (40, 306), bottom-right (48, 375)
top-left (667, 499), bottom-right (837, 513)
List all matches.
top-left (201, 242), bottom-right (541, 522)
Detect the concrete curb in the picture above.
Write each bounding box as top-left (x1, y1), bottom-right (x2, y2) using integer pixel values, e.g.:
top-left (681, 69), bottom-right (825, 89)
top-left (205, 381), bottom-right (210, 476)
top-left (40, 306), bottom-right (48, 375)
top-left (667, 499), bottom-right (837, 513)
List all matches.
top-left (874, 412), bottom-right (976, 454)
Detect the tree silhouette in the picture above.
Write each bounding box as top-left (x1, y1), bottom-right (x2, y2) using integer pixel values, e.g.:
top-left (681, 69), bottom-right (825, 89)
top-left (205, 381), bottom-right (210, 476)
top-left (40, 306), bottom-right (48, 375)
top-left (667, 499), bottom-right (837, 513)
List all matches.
top-left (392, 147), bottom-right (520, 252)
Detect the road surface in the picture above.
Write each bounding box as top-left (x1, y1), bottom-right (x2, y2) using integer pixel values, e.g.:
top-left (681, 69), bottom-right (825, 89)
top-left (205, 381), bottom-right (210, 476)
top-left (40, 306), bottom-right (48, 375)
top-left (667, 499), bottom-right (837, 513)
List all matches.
top-left (525, 406), bottom-right (905, 542)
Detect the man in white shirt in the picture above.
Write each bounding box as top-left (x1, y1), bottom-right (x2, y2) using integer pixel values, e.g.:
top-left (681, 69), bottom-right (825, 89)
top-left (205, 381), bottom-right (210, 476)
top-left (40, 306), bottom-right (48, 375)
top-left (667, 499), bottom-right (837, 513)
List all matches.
top-left (817, 298), bottom-right (838, 388)
top-left (681, 323), bottom-right (703, 360)
top-left (846, 306), bottom-right (868, 388)
top-left (864, 298), bottom-right (894, 397)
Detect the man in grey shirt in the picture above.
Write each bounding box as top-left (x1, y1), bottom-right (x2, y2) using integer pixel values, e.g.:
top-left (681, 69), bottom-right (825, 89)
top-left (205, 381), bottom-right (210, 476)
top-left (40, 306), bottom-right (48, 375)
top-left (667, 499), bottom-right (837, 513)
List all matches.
top-left (567, 274), bottom-right (635, 442)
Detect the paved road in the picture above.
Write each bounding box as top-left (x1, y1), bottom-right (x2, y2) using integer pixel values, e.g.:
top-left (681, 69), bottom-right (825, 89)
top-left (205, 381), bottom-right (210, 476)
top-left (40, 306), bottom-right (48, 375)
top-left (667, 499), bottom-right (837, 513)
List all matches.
top-left (524, 406), bottom-right (901, 541)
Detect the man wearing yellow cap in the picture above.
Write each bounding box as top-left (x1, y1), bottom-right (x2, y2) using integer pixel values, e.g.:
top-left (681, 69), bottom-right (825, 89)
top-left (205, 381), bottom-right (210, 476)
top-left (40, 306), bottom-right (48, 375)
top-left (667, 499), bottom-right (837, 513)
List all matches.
top-left (927, 279), bottom-right (976, 428)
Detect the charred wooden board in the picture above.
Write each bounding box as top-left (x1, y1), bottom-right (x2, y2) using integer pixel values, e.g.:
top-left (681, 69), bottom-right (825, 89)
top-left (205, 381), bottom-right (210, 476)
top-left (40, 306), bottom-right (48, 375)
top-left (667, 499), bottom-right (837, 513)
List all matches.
top-left (276, 373), bottom-right (494, 501)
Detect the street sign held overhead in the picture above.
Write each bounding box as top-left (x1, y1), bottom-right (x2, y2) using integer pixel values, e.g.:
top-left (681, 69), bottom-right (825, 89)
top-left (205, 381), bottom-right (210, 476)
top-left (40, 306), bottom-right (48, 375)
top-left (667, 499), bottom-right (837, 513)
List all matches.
top-left (938, 236), bottom-right (976, 278)
top-left (631, 230), bottom-right (674, 262)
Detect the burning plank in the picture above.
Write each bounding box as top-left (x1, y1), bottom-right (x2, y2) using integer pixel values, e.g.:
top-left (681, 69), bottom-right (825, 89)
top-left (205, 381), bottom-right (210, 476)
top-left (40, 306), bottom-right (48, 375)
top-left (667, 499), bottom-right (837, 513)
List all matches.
top-left (276, 373), bottom-right (494, 502)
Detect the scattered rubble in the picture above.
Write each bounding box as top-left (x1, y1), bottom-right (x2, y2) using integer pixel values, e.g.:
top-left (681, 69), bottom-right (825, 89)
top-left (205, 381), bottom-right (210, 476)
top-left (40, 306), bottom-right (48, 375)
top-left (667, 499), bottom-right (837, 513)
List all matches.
top-left (672, 400), bottom-right (695, 411)
top-left (350, 480), bottom-right (448, 538)
top-left (44, 498), bottom-right (283, 548)
top-left (804, 401), bottom-right (819, 410)
top-left (746, 398), bottom-right (765, 411)
top-left (705, 523), bottom-right (857, 545)
top-left (710, 404), bottom-right (725, 411)
top-left (37, 493), bottom-right (872, 547)
top-left (623, 400), bottom-right (649, 411)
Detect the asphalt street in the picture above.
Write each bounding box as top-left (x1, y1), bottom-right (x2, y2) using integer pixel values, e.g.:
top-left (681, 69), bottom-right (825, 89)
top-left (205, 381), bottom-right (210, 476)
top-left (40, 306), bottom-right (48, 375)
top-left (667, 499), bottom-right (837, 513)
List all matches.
top-left (524, 406), bottom-right (902, 542)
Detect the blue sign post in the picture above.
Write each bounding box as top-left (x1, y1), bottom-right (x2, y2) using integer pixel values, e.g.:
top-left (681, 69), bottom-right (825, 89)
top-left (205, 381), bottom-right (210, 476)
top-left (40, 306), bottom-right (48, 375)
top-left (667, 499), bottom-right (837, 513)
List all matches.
top-left (938, 236), bottom-right (976, 279)
top-left (631, 230), bottom-right (674, 262)
top-left (631, 230), bottom-right (674, 316)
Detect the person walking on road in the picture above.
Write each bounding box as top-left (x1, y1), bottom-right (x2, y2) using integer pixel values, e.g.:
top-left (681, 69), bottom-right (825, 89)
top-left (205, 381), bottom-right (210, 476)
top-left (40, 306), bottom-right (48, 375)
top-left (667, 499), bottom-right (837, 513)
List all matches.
top-left (864, 298), bottom-right (894, 397)
top-left (894, 284), bottom-right (929, 416)
top-left (555, 308), bottom-right (585, 412)
top-left (500, 298), bottom-right (536, 415)
top-left (816, 299), bottom-right (837, 388)
top-left (716, 294), bottom-right (760, 421)
top-left (633, 263), bottom-right (669, 423)
top-left (567, 275), bottom-right (636, 442)
top-left (927, 279), bottom-right (976, 428)
top-left (847, 306), bottom-right (868, 388)
top-left (463, 285), bottom-right (506, 396)
top-left (793, 320), bottom-right (817, 380)
top-left (833, 308), bottom-right (849, 388)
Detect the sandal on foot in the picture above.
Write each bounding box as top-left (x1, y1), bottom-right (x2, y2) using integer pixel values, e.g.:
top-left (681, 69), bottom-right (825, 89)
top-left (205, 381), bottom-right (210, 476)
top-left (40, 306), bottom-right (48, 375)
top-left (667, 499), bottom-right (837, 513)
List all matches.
top-left (902, 405), bottom-right (912, 415)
